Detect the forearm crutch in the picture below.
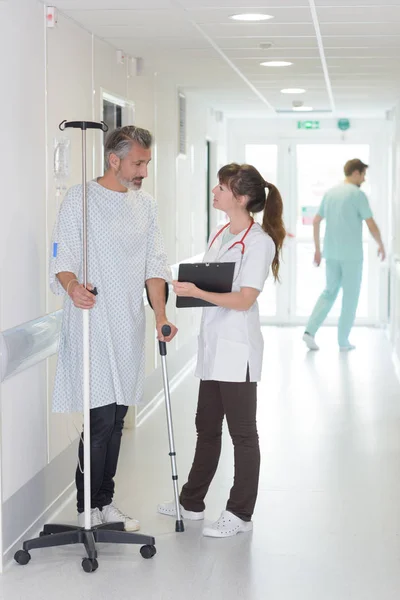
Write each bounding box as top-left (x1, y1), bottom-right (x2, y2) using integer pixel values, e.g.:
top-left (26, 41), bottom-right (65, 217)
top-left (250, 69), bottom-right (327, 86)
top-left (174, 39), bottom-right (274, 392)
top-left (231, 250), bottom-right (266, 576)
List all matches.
top-left (146, 286), bottom-right (184, 533)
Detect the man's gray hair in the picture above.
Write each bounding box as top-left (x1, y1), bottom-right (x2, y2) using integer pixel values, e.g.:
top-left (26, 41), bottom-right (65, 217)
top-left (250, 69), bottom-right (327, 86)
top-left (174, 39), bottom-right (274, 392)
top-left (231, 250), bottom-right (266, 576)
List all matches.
top-left (104, 126), bottom-right (153, 169)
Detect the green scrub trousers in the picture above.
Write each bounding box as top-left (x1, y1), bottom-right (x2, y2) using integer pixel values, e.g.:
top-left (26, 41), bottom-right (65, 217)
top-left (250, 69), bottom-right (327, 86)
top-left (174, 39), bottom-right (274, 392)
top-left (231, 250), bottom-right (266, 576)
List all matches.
top-left (305, 260), bottom-right (363, 347)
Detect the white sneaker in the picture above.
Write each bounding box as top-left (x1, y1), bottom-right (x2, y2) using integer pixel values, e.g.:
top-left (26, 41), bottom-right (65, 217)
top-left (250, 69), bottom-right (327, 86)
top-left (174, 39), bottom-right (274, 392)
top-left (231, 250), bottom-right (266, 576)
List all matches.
top-left (157, 500), bottom-right (204, 521)
top-left (303, 333), bottom-right (319, 351)
top-left (102, 502), bottom-right (140, 532)
top-left (202, 510), bottom-right (253, 538)
top-left (77, 507), bottom-right (103, 528)
top-left (340, 344), bottom-right (356, 352)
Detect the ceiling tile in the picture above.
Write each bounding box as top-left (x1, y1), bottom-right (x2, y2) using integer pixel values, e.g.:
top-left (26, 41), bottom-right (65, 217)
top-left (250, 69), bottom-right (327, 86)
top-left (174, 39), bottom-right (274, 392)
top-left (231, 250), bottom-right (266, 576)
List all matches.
top-left (186, 7), bottom-right (312, 24)
top-left (208, 22), bottom-right (316, 37)
top-left (317, 5), bottom-right (400, 23)
top-left (180, 0), bottom-right (310, 7)
top-left (48, 0), bottom-right (400, 115)
top-left (321, 22), bottom-right (400, 36)
top-left (219, 37), bottom-right (319, 49)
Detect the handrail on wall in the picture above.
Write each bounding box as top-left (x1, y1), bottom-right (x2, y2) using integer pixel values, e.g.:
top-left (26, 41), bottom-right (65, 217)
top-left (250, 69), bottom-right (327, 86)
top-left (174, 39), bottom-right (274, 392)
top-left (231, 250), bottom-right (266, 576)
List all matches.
top-left (0, 311), bottom-right (63, 382)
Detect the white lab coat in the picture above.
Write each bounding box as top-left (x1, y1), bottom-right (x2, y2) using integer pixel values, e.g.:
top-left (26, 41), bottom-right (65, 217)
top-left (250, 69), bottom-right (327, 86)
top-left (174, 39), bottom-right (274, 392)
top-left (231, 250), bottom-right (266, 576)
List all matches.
top-left (195, 223), bottom-right (276, 383)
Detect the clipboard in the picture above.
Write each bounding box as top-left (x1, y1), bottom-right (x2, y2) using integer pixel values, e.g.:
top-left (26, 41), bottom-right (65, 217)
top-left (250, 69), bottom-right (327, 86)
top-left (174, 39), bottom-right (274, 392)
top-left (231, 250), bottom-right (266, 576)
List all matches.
top-left (176, 262), bottom-right (235, 308)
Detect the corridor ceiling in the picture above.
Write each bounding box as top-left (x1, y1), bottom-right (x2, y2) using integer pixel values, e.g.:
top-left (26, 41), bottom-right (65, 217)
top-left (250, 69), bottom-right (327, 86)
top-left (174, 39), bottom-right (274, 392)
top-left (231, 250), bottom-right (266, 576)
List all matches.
top-left (47, 0), bottom-right (400, 117)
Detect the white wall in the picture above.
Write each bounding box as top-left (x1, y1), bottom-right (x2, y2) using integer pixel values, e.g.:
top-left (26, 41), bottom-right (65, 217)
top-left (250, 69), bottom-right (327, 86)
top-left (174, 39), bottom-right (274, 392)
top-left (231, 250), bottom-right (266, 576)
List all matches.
top-left (0, 0), bottom-right (48, 506)
top-left (0, 0), bottom-right (226, 566)
top-left (389, 102), bottom-right (400, 363)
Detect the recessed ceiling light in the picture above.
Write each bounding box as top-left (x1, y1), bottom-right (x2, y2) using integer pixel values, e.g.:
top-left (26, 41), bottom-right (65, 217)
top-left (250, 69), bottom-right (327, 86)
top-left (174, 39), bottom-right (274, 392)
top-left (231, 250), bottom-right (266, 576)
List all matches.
top-left (292, 106), bottom-right (313, 112)
top-left (260, 61), bottom-right (292, 67)
top-left (281, 88), bottom-right (306, 94)
top-left (230, 14), bottom-right (274, 22)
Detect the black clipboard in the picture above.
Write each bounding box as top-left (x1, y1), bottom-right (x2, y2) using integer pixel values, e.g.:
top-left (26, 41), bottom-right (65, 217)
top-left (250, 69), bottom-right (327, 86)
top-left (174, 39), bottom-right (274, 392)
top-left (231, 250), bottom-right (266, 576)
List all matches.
top-left (176, 262), bottom-right (235, 308)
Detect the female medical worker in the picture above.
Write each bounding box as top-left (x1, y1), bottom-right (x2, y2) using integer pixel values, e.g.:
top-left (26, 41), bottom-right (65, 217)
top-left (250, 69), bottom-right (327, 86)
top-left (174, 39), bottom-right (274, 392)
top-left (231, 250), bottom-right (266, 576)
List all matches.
top-left (158, 163), bottom-right (286, 538)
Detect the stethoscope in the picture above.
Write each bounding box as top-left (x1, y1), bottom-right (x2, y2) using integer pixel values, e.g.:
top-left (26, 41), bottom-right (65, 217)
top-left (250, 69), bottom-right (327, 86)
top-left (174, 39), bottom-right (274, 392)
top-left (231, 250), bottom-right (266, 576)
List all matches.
top-left (207, 219), bottom-right (255, 281)
top-left (209, 218), bottom-right (254, 254)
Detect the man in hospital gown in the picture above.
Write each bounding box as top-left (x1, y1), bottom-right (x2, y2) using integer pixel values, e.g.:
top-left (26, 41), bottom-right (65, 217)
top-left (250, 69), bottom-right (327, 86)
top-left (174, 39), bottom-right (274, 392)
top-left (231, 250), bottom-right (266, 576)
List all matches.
top-left (50, 126), bottom-right (177, 530)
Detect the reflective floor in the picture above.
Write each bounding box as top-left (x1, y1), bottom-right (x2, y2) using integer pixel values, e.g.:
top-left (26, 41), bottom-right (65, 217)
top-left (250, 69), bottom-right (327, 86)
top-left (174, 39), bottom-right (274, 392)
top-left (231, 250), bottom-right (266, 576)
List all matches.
top-left (2, 327), bottom-right (400, 600)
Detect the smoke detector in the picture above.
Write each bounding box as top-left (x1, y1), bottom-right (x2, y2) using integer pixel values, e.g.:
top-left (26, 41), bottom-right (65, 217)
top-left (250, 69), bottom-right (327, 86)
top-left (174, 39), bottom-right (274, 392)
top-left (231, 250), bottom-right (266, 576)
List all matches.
top-left (259, 42), bottom-right (273, 50)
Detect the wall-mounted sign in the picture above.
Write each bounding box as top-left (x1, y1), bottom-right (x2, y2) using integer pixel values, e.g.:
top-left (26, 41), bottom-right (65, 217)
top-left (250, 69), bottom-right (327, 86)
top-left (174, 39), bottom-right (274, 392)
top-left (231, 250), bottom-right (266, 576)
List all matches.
top-left (297, 120), bottom-right (320, 130)
top-left (338, 118), bottom-right (350, 131)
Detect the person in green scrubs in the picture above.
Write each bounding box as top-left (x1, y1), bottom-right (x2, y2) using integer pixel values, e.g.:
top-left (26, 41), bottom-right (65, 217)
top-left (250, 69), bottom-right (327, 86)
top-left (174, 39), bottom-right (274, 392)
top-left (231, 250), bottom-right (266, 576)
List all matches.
top-left (303, 159), bottom-right (385, 351)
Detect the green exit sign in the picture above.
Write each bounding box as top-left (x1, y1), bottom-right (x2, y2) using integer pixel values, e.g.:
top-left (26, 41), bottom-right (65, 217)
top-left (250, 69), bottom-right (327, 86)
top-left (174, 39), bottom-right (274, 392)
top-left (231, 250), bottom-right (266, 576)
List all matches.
top-left (297, 120), bottom-right (320, 130)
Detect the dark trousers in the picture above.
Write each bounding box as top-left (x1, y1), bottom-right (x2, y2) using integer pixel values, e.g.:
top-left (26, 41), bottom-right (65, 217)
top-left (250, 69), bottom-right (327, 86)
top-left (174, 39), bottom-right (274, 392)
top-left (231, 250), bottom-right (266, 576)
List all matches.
top-left (180, 378), bottom-right (260, 522)
top-left (76, 403), bottom-right (128, 513)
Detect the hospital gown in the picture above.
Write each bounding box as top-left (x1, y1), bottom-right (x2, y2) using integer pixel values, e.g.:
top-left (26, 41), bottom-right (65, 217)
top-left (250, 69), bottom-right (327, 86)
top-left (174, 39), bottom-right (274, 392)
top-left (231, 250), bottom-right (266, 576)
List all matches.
top-left (49, 181), bottom-right (170, 413)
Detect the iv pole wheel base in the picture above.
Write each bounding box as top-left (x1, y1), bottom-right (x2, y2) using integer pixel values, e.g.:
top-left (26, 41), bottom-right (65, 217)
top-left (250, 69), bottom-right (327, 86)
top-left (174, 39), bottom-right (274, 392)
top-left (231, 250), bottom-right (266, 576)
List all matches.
top-left (140, 545), bottom-right (157, 559)
top-left (14, 550), bottom-right (31, 566)
top-left (82, 558), bottom-right (99, 573)
top-left (175, 520), bottom-right (185, 533)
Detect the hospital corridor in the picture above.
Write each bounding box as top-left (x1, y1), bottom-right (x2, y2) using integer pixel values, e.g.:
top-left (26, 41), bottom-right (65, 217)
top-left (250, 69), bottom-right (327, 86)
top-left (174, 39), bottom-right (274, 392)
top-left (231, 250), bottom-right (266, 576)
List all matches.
top-left (1, 0), bottom-right (400, 599)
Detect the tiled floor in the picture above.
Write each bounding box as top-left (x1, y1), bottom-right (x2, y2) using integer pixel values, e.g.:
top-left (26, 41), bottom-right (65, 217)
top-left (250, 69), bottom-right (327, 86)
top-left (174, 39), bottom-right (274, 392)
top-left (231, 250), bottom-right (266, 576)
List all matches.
top-left (2, 327), bottom-right (400, 600)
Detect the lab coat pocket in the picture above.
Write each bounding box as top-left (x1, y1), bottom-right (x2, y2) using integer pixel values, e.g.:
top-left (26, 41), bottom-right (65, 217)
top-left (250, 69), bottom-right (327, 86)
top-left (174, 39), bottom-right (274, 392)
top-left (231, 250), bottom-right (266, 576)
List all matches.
top-left (212, 338), bottom-right (249, 382)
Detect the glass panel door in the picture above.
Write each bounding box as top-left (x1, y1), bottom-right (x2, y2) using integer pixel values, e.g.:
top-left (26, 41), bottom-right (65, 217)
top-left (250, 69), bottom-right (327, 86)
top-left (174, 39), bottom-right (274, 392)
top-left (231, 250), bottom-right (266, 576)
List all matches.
top-left (294, 144), bottom-right (371, 322)
top-left (244, 140), bottom-right (377, 325)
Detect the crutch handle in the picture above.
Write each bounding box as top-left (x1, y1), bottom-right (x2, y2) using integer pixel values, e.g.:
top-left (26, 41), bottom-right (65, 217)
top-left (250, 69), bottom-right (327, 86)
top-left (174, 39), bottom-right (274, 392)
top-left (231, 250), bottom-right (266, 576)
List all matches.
top-left (162, 325), bottom-right (171, 337)
top-left (159, 325), bottom-right (171, 356)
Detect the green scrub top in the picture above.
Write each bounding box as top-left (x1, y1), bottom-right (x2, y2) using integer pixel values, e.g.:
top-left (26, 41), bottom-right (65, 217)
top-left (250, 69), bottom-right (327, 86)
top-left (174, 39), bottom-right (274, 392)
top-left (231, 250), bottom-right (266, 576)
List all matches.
top-left (318, 182), bottom-right (373, 261)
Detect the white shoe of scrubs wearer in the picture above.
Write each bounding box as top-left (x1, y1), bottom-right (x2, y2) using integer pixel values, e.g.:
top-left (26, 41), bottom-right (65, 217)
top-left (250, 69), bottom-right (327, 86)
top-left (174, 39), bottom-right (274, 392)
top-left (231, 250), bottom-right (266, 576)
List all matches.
top-left (303, 333), bottom-right (319, 351)
top-left (157, 500), bottom-right (204, 521)
top-left (340, 344), bottom-right (356, 352)
top-left (102, 502), bottom-right (140, 532)
top-left (77, 507), bottom-right (103, 528)
top-left (202, 511), bottom-right (253, 538)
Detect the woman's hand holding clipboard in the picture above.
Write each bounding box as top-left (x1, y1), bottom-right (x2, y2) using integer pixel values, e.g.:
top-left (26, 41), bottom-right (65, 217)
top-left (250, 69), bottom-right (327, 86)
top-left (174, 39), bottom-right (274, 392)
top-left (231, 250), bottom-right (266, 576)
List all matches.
top-left (173, 262), bottom-right (235, 308)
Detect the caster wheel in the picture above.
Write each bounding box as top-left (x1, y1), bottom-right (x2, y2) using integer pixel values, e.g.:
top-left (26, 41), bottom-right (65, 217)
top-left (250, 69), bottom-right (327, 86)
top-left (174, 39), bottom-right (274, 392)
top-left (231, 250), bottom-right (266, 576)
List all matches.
top-left (140, 545), bottom-right (156, 559)
top-left (14, 550), bottom-right (31, 566)
top-left (82, 558), bottom-right (99, 573)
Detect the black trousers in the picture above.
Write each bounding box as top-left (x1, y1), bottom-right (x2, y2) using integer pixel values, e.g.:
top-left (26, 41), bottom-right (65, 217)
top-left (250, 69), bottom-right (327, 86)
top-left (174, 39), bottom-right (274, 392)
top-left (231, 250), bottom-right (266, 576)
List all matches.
top-left (76, 403), bottom-right (128, 513)
top-left (180, 378), bottom-right (260, 522)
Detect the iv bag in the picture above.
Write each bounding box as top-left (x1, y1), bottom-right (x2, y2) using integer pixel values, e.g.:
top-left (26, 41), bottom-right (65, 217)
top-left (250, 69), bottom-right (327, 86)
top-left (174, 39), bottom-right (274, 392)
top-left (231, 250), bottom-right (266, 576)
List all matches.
top-left (53, 137), bottom-right (70, 192)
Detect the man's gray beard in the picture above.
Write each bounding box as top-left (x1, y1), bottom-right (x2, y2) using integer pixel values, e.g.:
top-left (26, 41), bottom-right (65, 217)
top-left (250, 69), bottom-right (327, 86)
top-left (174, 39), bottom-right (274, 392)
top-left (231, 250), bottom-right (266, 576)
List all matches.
top-left (117, 175), bottom-right (142, 191)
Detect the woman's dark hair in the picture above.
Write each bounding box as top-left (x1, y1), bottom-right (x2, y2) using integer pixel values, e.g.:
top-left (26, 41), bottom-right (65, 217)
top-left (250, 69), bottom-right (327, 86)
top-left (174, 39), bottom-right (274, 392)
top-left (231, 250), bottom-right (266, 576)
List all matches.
top-left (218, 163), bottom-right (286, 281)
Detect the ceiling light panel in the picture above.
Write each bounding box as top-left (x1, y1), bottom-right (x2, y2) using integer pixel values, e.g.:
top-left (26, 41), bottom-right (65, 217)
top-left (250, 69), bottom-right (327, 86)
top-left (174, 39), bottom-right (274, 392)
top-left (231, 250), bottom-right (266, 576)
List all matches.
top-left (281, 88), bottom-right (306, 93)
top-left (260, 61), bottom-right (293, 67)
top-left (230, 14), bottom-right (274, 22)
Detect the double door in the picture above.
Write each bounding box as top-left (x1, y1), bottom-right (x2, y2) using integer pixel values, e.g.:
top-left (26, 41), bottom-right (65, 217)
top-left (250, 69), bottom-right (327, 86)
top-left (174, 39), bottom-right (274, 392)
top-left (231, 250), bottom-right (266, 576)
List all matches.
top-left (245, 141), bottom-right (382, 325)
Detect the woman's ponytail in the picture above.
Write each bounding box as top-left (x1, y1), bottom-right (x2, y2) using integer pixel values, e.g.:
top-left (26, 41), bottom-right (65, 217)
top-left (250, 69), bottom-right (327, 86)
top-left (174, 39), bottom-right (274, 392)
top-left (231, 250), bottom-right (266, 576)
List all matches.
top-left (262, 182), bottom-right (285, 281)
